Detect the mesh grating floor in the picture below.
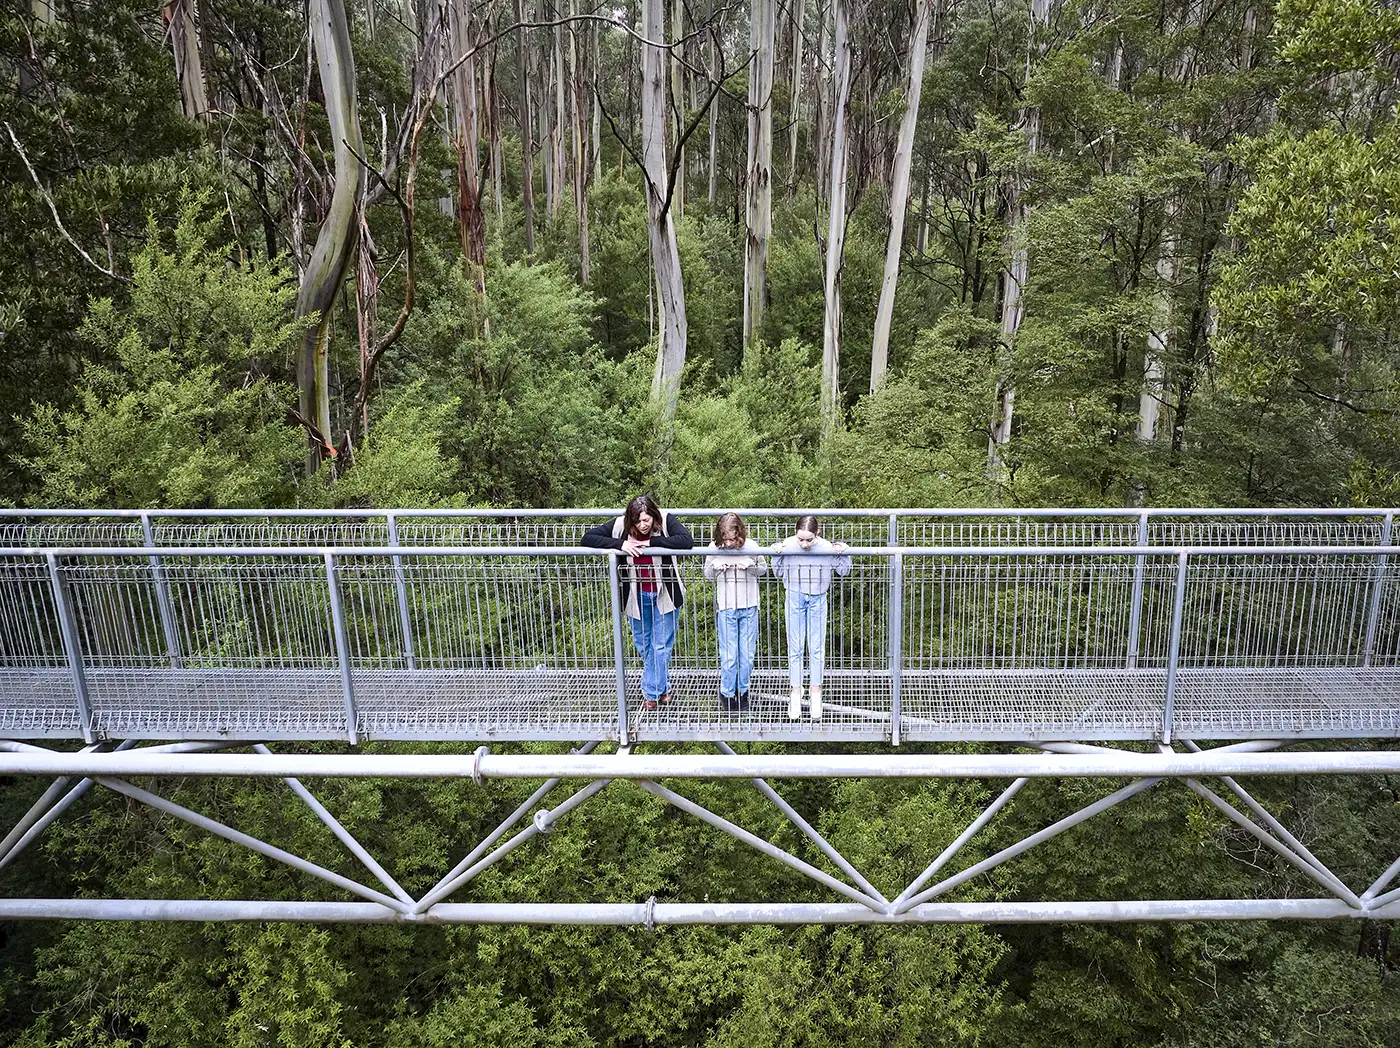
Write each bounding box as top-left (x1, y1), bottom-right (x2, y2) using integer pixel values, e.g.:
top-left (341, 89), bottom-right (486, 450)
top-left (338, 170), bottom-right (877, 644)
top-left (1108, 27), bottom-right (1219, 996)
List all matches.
top-left (0, 666), bottom-right (1396, 742)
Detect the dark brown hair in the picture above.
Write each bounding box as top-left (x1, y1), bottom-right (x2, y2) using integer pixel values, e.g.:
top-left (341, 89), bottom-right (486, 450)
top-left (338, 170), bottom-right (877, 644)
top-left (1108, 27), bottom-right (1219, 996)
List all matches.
top-left (796, 514), bottom-right (821, 534)
top-left (623, 494), bottom-right (663, 538)
top-left (712, 512), bottom-right (748, 549)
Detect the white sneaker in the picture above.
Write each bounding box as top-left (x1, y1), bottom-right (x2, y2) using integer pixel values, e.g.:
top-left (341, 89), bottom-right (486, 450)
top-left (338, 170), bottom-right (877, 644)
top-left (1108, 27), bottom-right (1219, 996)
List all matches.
top-left (809, 687), bottom-right (823, 721)
top-left (788, 688), bottom-right (802, 720)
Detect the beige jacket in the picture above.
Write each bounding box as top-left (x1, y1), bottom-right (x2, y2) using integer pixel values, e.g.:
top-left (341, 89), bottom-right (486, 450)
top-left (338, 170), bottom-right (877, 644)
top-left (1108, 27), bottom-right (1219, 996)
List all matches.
top-left (703, 539), bottom-right (768, 610)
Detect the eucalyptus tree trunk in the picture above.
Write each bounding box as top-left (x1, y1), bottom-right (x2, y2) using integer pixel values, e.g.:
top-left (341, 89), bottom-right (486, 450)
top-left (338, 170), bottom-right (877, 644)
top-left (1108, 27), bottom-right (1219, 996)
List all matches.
top-left (549, 12), bottom-right (566, 217)
top-left (814, 0), bottom-right (833, 212)
top-left (488, 51), bottom-right (505, 224)
top-left (670, 0), bottom-right (686, 219)
top-left (449, 0), bottom-right (487, 300)
top-left (166, 0), bottom-right (209, 121)
top-left (820, 0), bottom-right (851, 429)
top-left (569, 0), bottom-right (591, 283)
top-left (591, 21), bottom-right (602, 182)
top-left (1138, 215), bottom-right (1176, 441)
top-left (869, 0), bottom-right (938, 392)
top-left (742, 0), bottom-right (776, 348)
top-left (642, 0), bottom-right (688, 423)
top-left (707, 4), bottom-right (721, 204)
top-left (989, 0), bottom-right (1049, 468)
top-left (786, 0), bottom-right (806, 188)
top-left (296, 0), bottom-right (364, 471)
top-left (516, 0), bottom-right (536, 255)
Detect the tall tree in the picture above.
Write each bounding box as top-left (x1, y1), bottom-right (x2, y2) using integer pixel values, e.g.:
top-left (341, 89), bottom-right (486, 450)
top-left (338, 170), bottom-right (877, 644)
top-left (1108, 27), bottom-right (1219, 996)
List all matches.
top-left (449, 0), bottom-right (487, 303)
top-left (569, 0), bottom-right (591, 283)
top-left (786, 0), bottom-right (806, 187)
top-left (165, 0), bottom-right (209, 121)
top-left (517, 0), bottom-right (537, 255)
top-left (742, 0), bottom-right (775, 348)
top-left (295, 0), bottom-right (364, 470)
top-left (869, 0), bottom-right (940, 391)
top-left (642, 0), bottom-right (689, 423)
top-left (989, 0), bottom-right (1050, 468)
top-left (820, 0), bottom-right (851, 428)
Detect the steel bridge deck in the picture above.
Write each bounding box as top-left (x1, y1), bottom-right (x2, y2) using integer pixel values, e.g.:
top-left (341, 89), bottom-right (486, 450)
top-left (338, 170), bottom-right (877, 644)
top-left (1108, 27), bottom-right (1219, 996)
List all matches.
top-left (2, 666), bottom-right (1398, 742)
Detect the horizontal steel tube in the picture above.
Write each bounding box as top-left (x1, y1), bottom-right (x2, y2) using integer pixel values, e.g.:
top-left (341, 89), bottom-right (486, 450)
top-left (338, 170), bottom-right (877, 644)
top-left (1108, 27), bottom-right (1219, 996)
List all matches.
top-left (0, 898), bottom-right (1395, 924)
top-left (2, 751), bottom-right (1400, 779)
top-left (5, 543), bottom-right (1400, 558)
top-left (2, 506), bottom-right (1389, 520)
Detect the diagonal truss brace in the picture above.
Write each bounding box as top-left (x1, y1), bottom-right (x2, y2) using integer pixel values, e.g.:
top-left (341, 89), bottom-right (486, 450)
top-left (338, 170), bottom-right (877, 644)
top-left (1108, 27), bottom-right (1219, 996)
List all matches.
top-left (637, 778), bottom-right (888, 912)
top-left (93, 775), bottom-right (411, 912)
top-left (254, 744), bottom-right (413, 907)
top-left (713, 740), bottom-right (887, 904)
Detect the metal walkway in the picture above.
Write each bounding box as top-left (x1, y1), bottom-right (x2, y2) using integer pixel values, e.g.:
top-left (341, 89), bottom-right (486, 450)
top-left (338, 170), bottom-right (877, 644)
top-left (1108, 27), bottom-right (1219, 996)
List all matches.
top-left (2, 507), bottom-right (1400, 745)
top-left (3, 509), bottom-right (1400, 926)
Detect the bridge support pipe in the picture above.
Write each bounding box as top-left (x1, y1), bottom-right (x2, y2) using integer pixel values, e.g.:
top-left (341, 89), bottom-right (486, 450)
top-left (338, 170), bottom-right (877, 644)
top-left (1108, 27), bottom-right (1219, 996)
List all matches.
top-left (4, 750), bottom-right (1400, 780)
top-left (1, 898), bottom-right (1397, 924)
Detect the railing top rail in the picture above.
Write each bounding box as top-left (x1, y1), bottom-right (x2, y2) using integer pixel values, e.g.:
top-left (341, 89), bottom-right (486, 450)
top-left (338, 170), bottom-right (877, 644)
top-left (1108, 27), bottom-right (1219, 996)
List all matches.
top-left (6, 543), bottom-right (1400, 558)
top-left (0, 507), bottom-right (1395, 520)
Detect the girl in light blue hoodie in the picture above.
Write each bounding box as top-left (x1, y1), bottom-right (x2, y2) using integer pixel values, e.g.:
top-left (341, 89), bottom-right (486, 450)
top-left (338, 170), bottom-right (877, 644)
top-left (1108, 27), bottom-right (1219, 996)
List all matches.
top-left (771, 515), bottom-right (850, 721)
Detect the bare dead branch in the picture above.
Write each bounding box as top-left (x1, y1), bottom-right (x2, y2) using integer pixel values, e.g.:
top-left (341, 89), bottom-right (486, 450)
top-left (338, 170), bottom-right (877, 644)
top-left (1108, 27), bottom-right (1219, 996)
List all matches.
top-left (4, 122), bottom-right (129, 285)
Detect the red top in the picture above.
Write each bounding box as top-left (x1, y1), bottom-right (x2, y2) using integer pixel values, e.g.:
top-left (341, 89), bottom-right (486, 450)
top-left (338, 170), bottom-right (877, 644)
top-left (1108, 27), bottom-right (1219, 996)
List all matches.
top-left (634, 554), bottom-right (658, 592)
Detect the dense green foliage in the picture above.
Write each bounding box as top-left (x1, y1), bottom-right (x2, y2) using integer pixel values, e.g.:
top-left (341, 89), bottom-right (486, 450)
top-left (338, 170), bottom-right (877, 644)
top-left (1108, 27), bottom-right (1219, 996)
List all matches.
top-left (1, 0), bottom-right (1398, 1043)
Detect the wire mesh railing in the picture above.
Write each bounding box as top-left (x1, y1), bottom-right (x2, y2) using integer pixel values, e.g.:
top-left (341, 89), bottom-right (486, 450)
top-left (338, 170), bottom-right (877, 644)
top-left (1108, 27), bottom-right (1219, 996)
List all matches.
top-left (1, 509), bottom-right (1398, 744)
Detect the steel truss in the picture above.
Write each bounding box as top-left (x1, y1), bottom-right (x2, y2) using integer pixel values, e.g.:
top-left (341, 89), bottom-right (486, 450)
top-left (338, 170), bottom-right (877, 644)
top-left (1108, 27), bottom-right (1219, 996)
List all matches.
top-left (2, 741), bottom-right (1400, 925)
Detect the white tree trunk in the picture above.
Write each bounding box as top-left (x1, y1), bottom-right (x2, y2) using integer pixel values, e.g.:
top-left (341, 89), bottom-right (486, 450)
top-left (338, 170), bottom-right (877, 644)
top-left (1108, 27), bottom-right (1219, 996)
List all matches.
top-left (549, 14), bottom-right (566, 216)
top-left (643, 0), bottom-right (688, 422)
top-left (570, 0), bottom-right (591, 283)
top-left (1138, 210), bottom-right (1176, 441)
top-left (742, 0), bottom-right (776, 348)
top-left (449, 0), bottom-right (486, 290)
top-left (820, 0), bottom-right (851, 429)
top-left (296, 0), bottom-right (364, 470)
top-left (517, 0), bottom-right (536, 255)
top-left (989, 0), bottom-right (1049, 467)
top-left (591, 21), bottom-right (602, 182)
top-left (167, 0), bottom-right (209, 121)
top-left (786, 0), bottom-right (806, 187)
top-left (814, 0), bottom-right (833, 212)
top-left (670, 0), bottom-right (686, 220)
top-left (869, 0), bottom-right (938, 392)
top-left (707, 23), bottom-right (720, 204)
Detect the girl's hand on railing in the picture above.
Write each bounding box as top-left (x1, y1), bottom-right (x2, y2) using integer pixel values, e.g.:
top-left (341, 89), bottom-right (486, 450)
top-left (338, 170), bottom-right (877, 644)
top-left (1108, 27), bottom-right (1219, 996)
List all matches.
top-left (621, 537), bottom-right (648, 557)
top-left (833, 542), bottom-right (848, 554)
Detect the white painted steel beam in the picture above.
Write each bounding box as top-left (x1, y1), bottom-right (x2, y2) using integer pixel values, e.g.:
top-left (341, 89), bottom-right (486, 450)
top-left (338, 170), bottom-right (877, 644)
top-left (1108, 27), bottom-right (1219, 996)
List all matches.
top-left (0, 898), bottom-right (1397, 924)
top-left (2, 750), bottom-right (1399, 780)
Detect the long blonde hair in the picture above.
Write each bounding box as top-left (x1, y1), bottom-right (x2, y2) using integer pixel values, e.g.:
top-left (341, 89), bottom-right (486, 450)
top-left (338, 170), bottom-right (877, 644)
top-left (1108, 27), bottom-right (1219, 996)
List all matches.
top-left (712, 512), bottom-right (748, 550)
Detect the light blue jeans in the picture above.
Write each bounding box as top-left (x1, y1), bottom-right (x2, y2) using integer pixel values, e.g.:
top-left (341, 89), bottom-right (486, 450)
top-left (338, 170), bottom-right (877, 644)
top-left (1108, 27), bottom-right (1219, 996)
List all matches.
top-left (628, 591), bottom-right (677, 701)
top-left (716, 605), bottom-right (758, 697)
top-left (785, 590), bottom-right (828, 691)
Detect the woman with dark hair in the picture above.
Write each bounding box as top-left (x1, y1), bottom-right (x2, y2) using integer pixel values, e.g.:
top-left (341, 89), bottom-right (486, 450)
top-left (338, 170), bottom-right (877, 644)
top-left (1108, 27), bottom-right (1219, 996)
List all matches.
top-left (581, 495), bottom-right (695, 709)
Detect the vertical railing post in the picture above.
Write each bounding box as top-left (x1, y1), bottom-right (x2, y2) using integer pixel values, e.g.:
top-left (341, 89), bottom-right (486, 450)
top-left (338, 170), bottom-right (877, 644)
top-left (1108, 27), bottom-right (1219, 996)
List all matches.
top-left (889, 551), bottom-right (904, 747)
top-left (324, 553), bottom-right (360, 745)
top-left (46, 553), bottom-right (95, 744)
top-left (386, 514), bottom-right (417, 670)
top-left (140, 512), bottom-right (183, 668)
top-left (1126, 511), bottom-right (1148, 669)
top-left (1161, 551), bottom-right (1190, 745)
top-left (607, 555), bottom-right (630, 742)
top-left (1362, 512), bottom-right (1393, 667)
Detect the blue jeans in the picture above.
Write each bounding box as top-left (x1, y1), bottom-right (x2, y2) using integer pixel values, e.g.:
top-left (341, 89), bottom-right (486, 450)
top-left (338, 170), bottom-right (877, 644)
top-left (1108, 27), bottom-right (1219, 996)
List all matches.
top-left (628, 591), bottom-right (677, 701)
top-left (785, 590), bottom-right (828, 691)
top-left (716, 605), bottom-right (758, 697)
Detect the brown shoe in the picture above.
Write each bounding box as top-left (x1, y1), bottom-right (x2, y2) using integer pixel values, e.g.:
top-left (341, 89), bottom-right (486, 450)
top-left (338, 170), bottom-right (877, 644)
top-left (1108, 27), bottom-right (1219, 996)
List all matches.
top-left (641, 697), bottom-right (658, 711)
top-left (657, 691), bottom-right (674, 706)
